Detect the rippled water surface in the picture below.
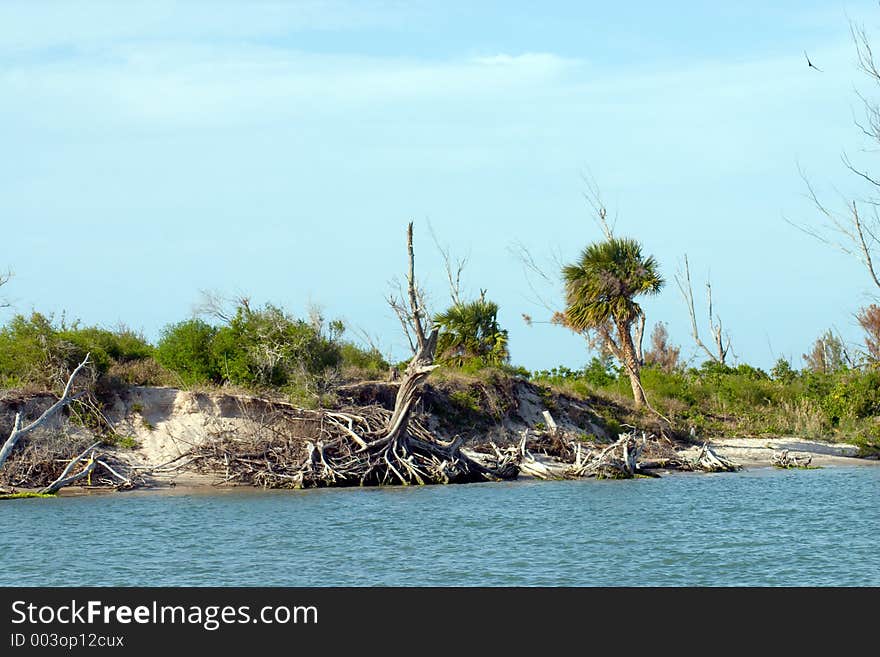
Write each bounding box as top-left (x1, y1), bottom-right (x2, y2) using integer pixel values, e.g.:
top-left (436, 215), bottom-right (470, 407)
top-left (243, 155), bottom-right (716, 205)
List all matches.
top-left (2, 466), bottom-right (878, 586)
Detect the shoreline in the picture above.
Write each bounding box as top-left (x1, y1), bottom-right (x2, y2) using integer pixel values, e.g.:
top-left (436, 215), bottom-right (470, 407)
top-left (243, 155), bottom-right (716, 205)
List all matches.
top-left (23, 436), bottom-right (871, 498)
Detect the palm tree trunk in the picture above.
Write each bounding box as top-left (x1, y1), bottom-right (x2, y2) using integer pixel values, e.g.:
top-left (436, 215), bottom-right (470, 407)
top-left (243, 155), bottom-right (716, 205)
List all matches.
top-left (616, 319), bottom-right (647, 408)
top-left (625, 364), bottom-right (647, 408)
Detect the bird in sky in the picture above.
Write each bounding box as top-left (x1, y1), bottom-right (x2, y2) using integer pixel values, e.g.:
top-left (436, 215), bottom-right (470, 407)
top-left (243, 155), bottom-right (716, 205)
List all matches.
top-left (804, 50), bottom-right (823, 72)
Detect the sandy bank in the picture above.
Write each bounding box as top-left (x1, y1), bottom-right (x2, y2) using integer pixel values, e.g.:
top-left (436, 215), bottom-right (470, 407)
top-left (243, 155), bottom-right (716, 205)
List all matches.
top-left (689, 437), bottom-right (875, 468)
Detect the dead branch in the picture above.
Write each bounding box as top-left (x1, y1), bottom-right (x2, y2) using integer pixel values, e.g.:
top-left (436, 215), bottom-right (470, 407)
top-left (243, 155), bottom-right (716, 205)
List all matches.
top-left (690, 443), bottom-right (740, 472)
top-left (428, 221), bottom-right (469, 307)
top-left (675, 255), bottom-right (731, 364)
top-left (0, 353), bottom-right (91, 475)
top-left (772, 450), bottom-right (814, 469)
top-left (41, 441), bottom-right (101, 494)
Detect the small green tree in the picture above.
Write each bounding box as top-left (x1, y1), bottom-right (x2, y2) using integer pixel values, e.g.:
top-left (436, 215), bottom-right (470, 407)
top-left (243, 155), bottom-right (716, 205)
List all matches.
top-left (562, 237), bottom-right (664, 407)
top-left (770, 357), bottom-right (797, 384)
top-left (434, 293), bottom-right (509, 367)
top-left (155, 319), bottom-right (220, 384)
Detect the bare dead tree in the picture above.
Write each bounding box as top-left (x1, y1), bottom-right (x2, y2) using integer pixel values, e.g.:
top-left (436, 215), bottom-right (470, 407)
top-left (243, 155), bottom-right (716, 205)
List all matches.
top-left (789, 22), bottom-right (880, 295)
top-left (0, 354), bottom-right (92, 476)
top-left (194, 289), bottom-right (247, 325)
top-left (260, 222), bottom-right (520, 487)
top-left (675, 254), bottom-right (731, 365)
top-left (387, 223), bottom-right (433, 354)
top-left (0, 269), bottom-right (11, 308)
top-left (581, 171), bottom-right (616, 240)
top-left (428, 222), bottom-right (469, 307)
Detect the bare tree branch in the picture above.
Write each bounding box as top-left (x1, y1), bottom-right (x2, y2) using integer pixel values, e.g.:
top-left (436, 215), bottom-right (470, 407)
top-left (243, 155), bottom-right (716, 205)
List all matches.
top-left (580, 171), bottom-right (615, 239)
top-left (0, 269), bottom-right (11, 308)
top-left (0, 353), bottom-right (92, 475)
top-left (674, 255), bottom-right (730, 365)
top-left (789, 21), bottom-right (880, 295)
top-left (386, 222), bottom-right (433, 356)
top-left (428, 221), bottom-right (469, 307)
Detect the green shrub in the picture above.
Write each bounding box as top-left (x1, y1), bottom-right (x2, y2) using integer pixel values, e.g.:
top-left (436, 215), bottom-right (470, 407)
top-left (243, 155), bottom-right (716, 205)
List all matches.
top-left (819, 369), bottom-right (880, 426)
top-left (0, 313), bottom-right (154, 389)
top-left (339, 342), bottom-right (389, 378)
top-left (770, 358), bottom-right (797, 384)
top-left (155, 319), bottom-right (220, 385)
top-left (155, 304), bottom-right (345, 391)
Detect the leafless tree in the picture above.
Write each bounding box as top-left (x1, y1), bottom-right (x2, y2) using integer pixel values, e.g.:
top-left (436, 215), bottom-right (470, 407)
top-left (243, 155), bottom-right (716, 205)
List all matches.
top-left (791, 21), bottom-right (880, 295)
top-left (674, 254), bottom-right (732, 365)
top-left (387, 222), bottom-right (433, 354)
top-left (194, 289), bottom-right (249, 325)
top-left (643, 322), bottom-right (681, 373)
top-left (856, 304), bottom-right (880, 361)
top-left (428, 221), bottom-right (469, 307)
top-left (0, 269), bottom-right (11, 308)
top-left (581, 171), bottom-right (616, 240)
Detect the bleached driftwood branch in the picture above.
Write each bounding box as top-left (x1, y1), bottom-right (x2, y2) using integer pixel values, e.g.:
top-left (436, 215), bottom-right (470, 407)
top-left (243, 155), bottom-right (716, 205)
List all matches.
top-left (0, 353), bottom-right (91, 475)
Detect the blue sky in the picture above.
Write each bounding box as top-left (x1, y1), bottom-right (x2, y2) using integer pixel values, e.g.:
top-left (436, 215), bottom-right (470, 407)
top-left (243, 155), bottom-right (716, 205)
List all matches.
top-left (2, 1), bottom-right (879, 371)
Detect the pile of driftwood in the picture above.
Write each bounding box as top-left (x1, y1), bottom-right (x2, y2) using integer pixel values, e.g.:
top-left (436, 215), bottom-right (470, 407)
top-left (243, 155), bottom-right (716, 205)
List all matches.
top-left (689, 443), bottom-right (741, 472)
top-left (516, 429), bottom-right (741, 480)
top-left (516, 432), bottom-right (648, 480)
top-left (0, 354), bottom-right (141, 495)
top-left (1, 435), bottom-right (139, 493)
top-left (772, 450), bottom-right (815, 469)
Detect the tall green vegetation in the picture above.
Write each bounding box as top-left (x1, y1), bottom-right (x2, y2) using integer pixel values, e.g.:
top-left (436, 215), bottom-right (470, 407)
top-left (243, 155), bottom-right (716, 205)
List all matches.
top-left (154, 300), bottom-right (388, 400)
top-left (434, 293), bottom-right (509, 368)
top-left (0, 313), bottom-right (154, 389)
top-left (562, 237), bottom-right (663, 407)
top-left (532, 357), bottom-right (880, 452)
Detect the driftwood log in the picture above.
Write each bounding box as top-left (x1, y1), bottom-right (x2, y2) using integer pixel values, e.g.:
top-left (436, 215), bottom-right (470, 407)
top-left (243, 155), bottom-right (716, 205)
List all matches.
top-left (40, 442), bottom-right (134, 494)
top-left (772, 450), bottom-right (814, 469)
top-left (519, 432), bottom-right (659, 480)
top-left (690, 443), bottom-right (740, 472)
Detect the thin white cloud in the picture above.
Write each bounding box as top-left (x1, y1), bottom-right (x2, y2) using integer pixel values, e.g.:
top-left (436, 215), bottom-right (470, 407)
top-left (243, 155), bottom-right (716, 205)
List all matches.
top-left (0, 0), bottom-right (412, 52)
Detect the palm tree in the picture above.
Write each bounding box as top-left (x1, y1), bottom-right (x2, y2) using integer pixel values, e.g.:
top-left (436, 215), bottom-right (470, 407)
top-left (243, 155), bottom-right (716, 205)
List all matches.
top-left (434, 294), bottom-right (509, 367)
top-left (562, 237), bottom-right (664, 407)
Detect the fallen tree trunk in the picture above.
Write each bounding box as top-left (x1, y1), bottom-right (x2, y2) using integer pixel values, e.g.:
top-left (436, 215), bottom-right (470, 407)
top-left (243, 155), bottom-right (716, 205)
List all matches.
top-left (41, 441), bottom-right (101, 494)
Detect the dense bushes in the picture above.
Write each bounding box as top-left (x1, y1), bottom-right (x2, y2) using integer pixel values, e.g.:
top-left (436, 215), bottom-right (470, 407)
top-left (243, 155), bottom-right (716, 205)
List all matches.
top-left (531, 357), bottom-right (880, 442)
top-left (0, 306), bottom-right (389, 402)
top-left (0, 313), bottom-right (155, 389)
top-left (154, 303), bottom-right (388, 396)
top-left (155, 319), bottom-right (219, 385)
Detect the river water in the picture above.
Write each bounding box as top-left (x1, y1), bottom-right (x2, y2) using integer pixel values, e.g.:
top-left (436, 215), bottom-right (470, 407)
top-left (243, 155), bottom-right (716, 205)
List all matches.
top-left (2, 465), bottom-right (877, 586)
